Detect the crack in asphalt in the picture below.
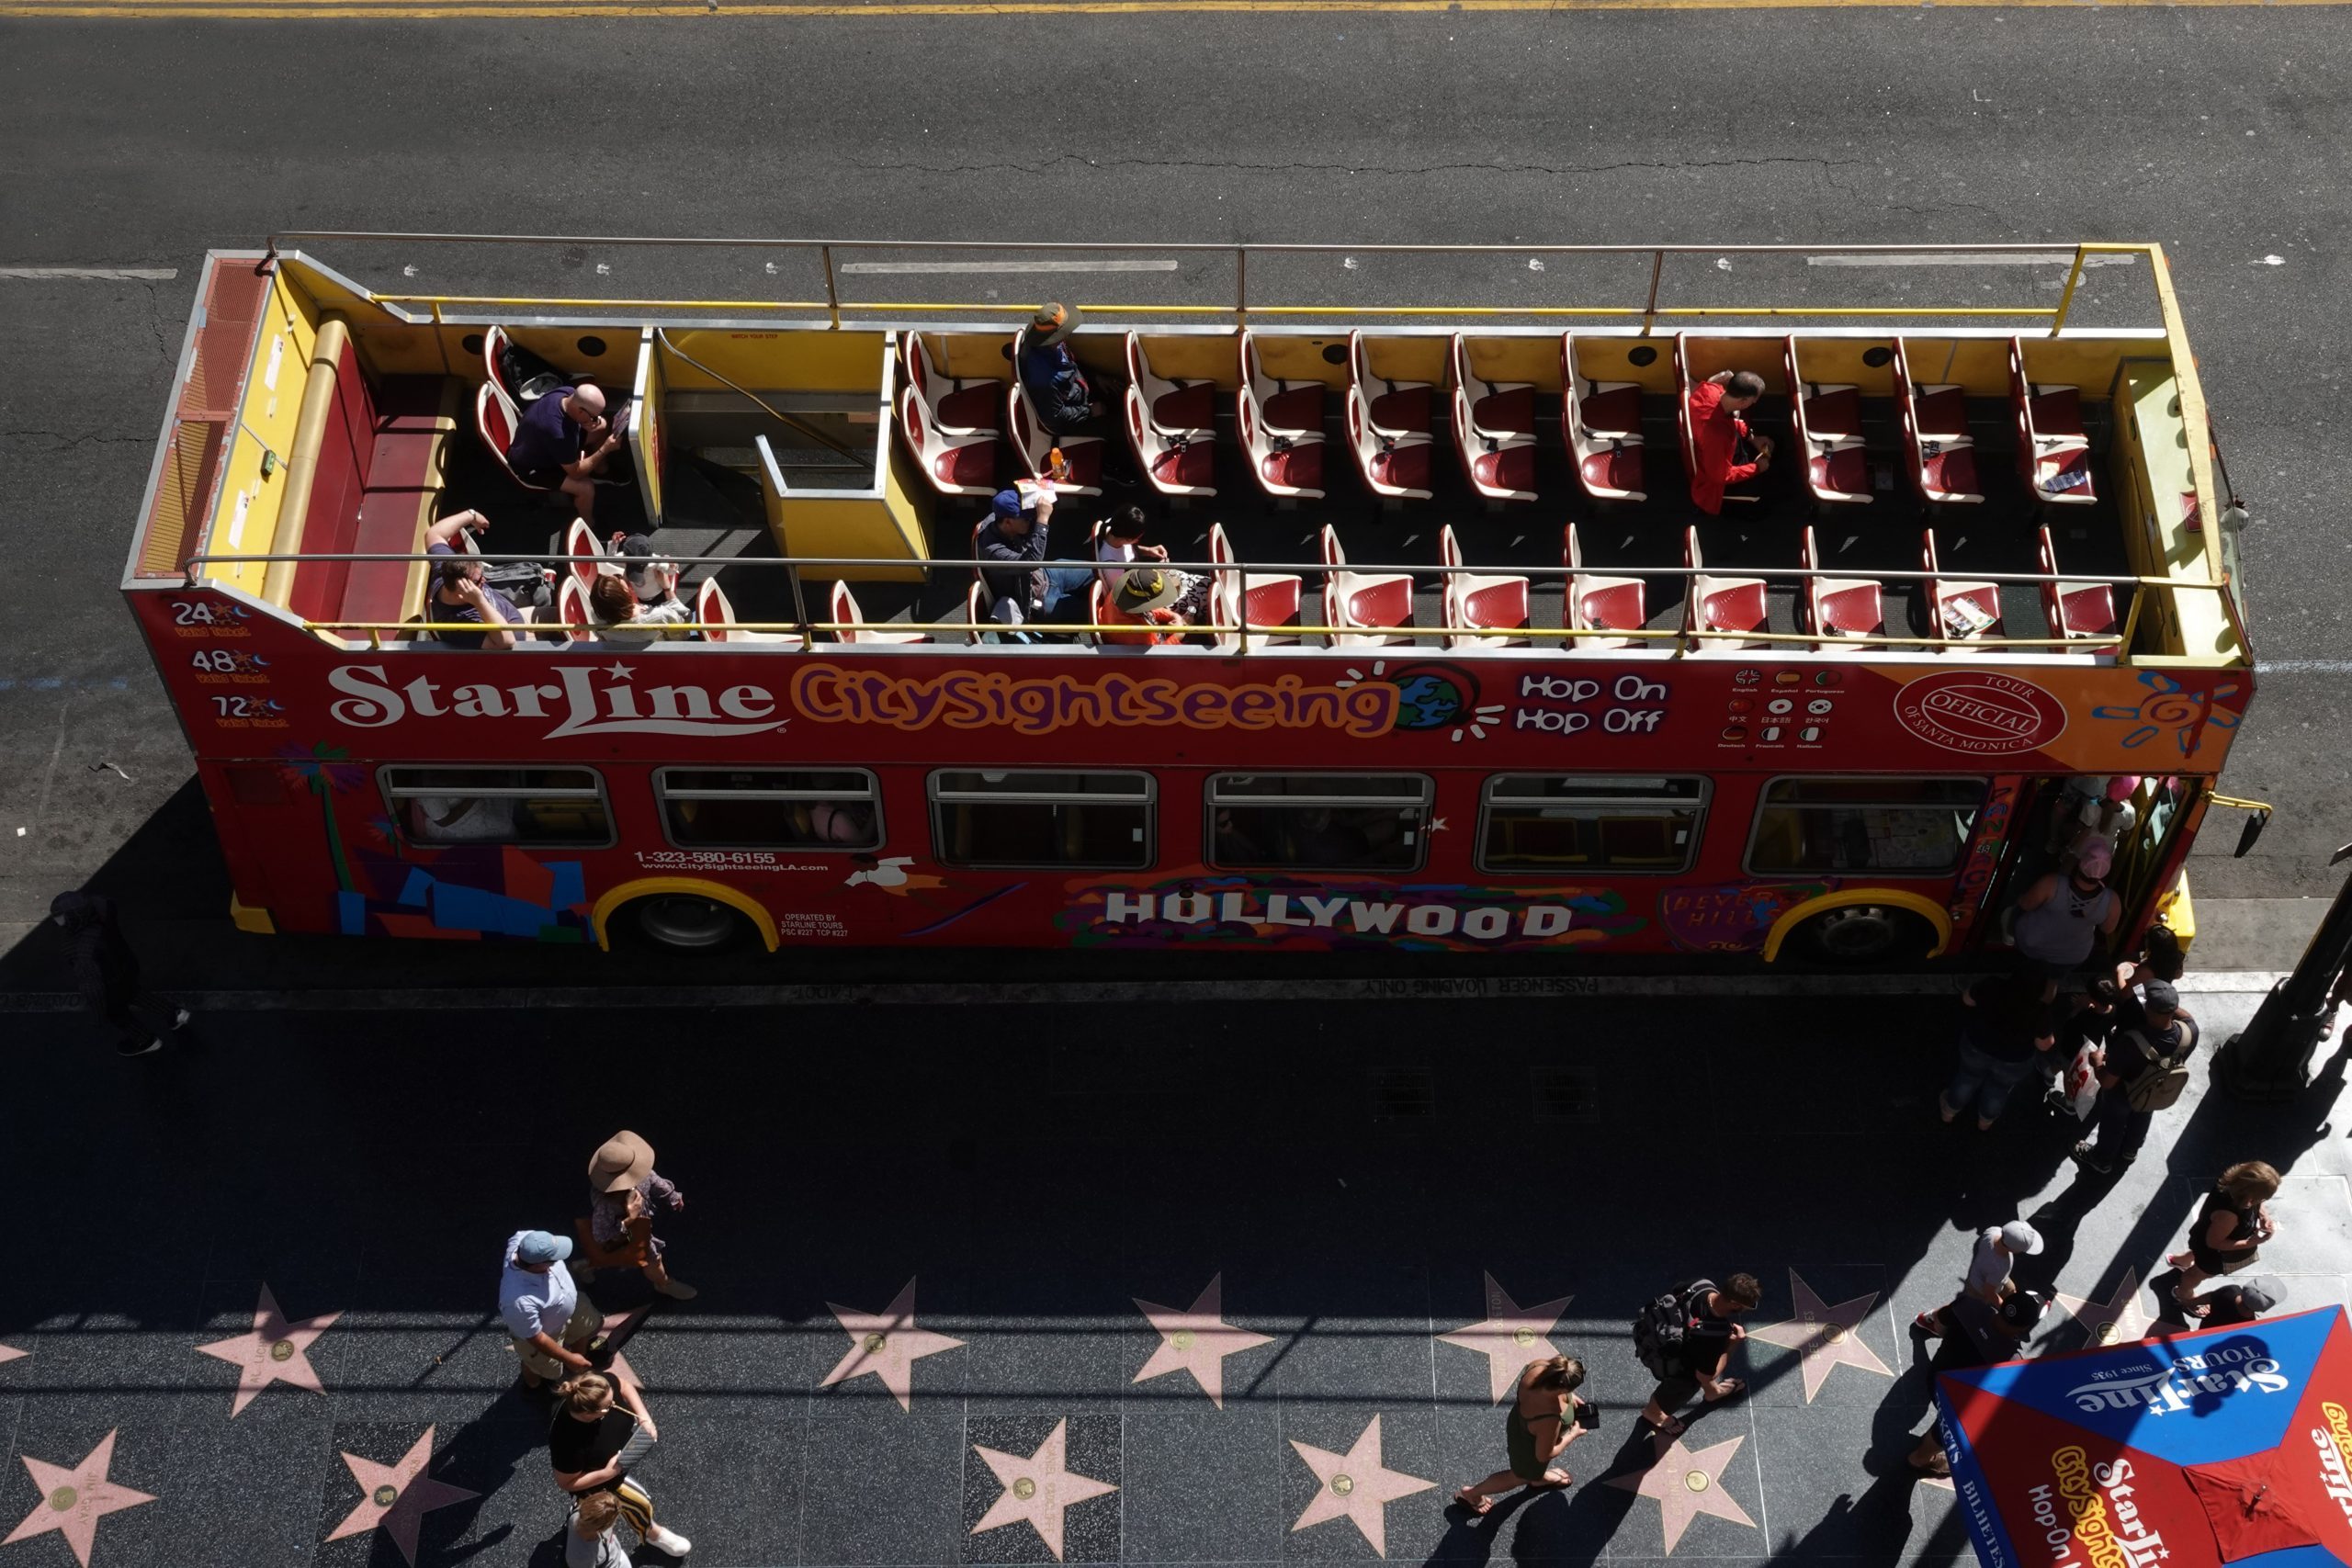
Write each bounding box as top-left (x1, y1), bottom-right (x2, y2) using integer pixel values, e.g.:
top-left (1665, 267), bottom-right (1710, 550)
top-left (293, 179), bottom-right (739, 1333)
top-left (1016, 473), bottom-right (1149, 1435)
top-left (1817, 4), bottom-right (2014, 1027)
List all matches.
top-left (852, 151), bottom-right (1870, 181)
top-left (0, 429), bottom-right (153, 448)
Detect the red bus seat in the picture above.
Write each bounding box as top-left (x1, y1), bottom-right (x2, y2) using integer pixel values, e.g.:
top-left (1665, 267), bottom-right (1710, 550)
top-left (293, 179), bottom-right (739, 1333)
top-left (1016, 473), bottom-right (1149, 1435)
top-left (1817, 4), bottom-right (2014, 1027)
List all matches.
top-left (695, 577), bottom-right (793, 644)
top-left (904, 333), bottom-right (1000, 435)
top-left (1801, 525), bottom-right (1883, 647)
top-left (1922, 527), bottom-right (2004, 646)
top-left (1125, 386), bottom-right (1216, 498)
top-left (334, 376), bottom-right (458, 631)
top-left (1007, 382), bottom-right (1105, 497)
top-left (2008, 336), bottom-right (2098, 507)
top-left (564, 517), bottom-right (605, 591)
top-left (1346, 386), bottom-right (1434, 500)
top-left (1441, 524), bottom-right (1528, 649)
top-left (1451, 334), bottom-right (1536, 502)
top-left (1125, 333), bottom-right (1216, 436)
top-left (1564, 521), bottom-right (1645, 650)
top-left (475, 382), bottom-right (555, 495)
top-left (1784, 334), bottom-right (1872, 508)
top-left (1349, 330), bottom-right (1436, 439)
top-left (1684, 525), bottom-right (1768, 650)
top-left (1208, 521), bottom-right (1304, 634)
top-left (1238, 330), bottom-right (1327, 500)
top-left (2038, 525), bottom-right (2117, 647)
top-left (1320, 525), bottom-right (1414, 646)
top-left (1894, 339), bottom-right (1984, 506)
top-left (1562, 333), bottom-right (1647, 503)
top-left (899, 387), bottom-right (998, 498)
top-left (831, 580), bottom-right (925, 645)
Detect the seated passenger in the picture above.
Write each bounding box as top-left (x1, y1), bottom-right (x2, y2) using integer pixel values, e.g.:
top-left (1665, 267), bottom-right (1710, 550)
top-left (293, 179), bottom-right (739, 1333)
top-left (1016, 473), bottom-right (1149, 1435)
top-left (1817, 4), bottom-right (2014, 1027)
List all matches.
top-left (508, 384), bottom-right (625, 523)
top-left (1100, 568), bottom-right (1186, 646)
top-left (604, 533), bottom-right (678, 605)
top-left (587, 570), bottom-right (695, 646)
top-left (1095, 506), bottom-right (1210, 620)
top-left (978, 488), bottom-right (1064, 631)
top-left (1685, 370), bottom-right (1774, 515)
top-left (1016, 303), bottom-right (1102, 435)
top-left (424, 527), bottom-right (537, 650)
top-left (411, 793), bottom-right (520, 842)
top-left (808, 801), bottom-right (874, 845)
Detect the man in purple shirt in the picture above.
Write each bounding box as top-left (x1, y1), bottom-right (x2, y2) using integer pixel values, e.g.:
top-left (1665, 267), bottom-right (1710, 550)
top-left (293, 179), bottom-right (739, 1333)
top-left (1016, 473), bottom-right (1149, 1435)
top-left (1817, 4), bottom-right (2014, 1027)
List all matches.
top-left (507, 384), bottom-right (624, 522)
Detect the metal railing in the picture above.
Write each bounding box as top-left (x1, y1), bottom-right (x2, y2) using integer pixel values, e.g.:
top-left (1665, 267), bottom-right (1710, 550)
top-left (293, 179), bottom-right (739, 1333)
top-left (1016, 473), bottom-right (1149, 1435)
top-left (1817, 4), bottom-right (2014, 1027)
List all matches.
top-left (264, 233), bottom-right (2162, 336)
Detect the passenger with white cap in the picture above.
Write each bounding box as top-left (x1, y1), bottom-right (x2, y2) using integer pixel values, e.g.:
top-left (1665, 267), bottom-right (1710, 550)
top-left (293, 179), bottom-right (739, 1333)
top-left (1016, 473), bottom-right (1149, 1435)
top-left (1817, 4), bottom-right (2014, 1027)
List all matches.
top-left (588, 1130), bottom-right (695, 1301)
top-left (500, 1228), bottom-right (605, 1390)
top-left (1912, 1220), bottom-right (2043, 1338)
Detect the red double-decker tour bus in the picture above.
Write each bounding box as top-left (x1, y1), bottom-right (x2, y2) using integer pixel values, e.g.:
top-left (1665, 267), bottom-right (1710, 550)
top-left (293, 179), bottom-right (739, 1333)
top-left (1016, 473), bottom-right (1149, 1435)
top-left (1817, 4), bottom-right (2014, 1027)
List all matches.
top-left (122, 236), bottom-right (2255, 964)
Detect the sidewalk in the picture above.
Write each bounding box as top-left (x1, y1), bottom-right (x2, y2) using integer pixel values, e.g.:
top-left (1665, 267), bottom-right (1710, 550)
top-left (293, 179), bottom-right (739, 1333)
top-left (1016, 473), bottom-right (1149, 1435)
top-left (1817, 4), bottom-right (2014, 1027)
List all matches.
top-left (0, 985), bottom-right (2343, 1568)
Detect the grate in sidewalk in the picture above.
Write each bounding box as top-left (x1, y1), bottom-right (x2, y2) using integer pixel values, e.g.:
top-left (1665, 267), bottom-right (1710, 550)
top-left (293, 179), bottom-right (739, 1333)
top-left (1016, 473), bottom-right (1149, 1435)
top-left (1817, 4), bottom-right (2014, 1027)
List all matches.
top-left (1530, 1065), bottom-right (1599, 1123)
top-left (1369, 1066), bottom-right (1436, 1123)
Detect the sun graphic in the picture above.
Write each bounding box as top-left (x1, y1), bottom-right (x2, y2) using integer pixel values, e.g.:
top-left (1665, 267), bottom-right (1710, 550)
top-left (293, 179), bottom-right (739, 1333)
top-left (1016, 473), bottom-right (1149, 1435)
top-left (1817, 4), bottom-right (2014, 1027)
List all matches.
top-left (2090, 671), bottom-right (2244, 758)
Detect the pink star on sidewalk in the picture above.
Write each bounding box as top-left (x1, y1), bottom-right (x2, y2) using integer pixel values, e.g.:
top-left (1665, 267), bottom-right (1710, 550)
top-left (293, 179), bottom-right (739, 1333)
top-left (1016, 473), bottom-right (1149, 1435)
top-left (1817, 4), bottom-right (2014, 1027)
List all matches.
top-left (325, 1426), bottom-right (479, 1568)
top-left (194, 1283), bottom-right (340, 1417)
top-left (1435, 1271), bottom-right (1575, 1404)
top-left (970, 1418), bottom-right (1118, 1561)
top-left (1747, 1269), bottom-right (1892, 1404)
top-left (0, 1345), bottom-right (25, 1367)
top-left (4, 1431), bottom-right (155, 1568)
top-left (820, 1277), bottom-right (965, 1411)
top-left (2052, 1267), bottom-right (2153, 1347)
top-left (1607, 1433), bottom-right (1757, 1554)
top-left (1132, 1273), bottom-right (1274, 1409)
top-left (1289, 1415), bottom-right (1436, 1558)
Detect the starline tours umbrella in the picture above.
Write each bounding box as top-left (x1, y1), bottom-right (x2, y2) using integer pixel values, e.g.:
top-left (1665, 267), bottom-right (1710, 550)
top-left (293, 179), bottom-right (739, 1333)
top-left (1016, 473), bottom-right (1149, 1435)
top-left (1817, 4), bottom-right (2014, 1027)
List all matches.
top-left (1938, 1304), bottom-right (2352, 1568)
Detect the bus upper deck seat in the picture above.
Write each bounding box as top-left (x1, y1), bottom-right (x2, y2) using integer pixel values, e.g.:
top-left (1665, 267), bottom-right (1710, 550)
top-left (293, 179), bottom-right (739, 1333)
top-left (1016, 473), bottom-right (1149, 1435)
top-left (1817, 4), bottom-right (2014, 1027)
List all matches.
top-left (1451, 334), bottom-right (1536, 502)
top-left (1922, 528), bottom-right (2004, 647)
top-left (1209, 522), bottom-right (1304, 634)
top-left (1893, 340), bottom-right (1984, 506)
top-left (904, 333), bottom-right (1000, 435)
top-left (557, 576), bottom-right (592, 639)
top-left (1440, 524), bottom-right (1528, 649)
top-left (1126, 334), bottom-right (1216, 436)
top-left (1008, 382), bottom-right (1105, 498)
top-left (2007, 337), bottom-right (2097, 506)
top-left (830, 581), bottom-right (925, 645)
top-left (1672, 333), bottom-right (1760, 505)
top-left (695, 579), bottom-right (794, 645)
top-left (1801, 524), bottom-right (1884, 648)
top-left (899, 387), bottom-right (999, 498)
top-left (1683, 525), bottom-right (1769, 651)
top-left (1238, 331), bottom-right (1327, 500)
top-left (1320, 525), bottom-right (1415, 647)
top-left (1784, 334), bottom-right (1872, 508)
top-left (1125, 386), bottom-right (1216, 499)
top-left (1565, 521), bottom-right (1646, 651)
top-left (563, 518), bottom-right (605, 591)
top-left (475, 383), bottom-right (557, 496)
top-left (2037, 525), bottom-right (2117, 647)
top-left (1346, 385), bottom-right (1433, 501)
top-left (1350, 331), bottom-right (1435, 439)
top-left (1562, 333), bottom-right (1646, 503)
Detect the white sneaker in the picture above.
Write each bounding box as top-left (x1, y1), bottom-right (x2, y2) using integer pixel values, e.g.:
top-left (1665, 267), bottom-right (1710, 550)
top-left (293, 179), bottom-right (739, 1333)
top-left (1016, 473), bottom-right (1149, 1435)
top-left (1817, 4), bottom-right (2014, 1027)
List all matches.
top-left (646, 1523), bottom-right (692, 1556)
top-left (172, 1008), bottom-right (191, 1030)
top-left (655, 1279), bottom-right (698, 1301)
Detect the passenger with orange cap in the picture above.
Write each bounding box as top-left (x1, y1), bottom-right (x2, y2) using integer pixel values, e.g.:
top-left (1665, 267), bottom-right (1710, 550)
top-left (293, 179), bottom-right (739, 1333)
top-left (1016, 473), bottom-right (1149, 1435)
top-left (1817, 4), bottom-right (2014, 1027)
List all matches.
top-left (1016, 302), bottom-right (1102, 434)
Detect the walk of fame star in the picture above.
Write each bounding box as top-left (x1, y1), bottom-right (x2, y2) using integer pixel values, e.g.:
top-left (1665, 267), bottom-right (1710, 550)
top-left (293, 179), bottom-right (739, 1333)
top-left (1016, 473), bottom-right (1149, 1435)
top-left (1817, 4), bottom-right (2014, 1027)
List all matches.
top-left (325, 1427), bottom-right (479, 1568)
top-left (194, 1282), bottom-right (340, 1417)
top-left (1435, 1271), bottom-right (1575, 1404)
top-left (1607, 1433), bottom-right (1757, 1554)
top-left (969, 1418), bottom-right (1118, 1561)
top-left (2051, 1267), bottom-right (2153, 1347)
top-left (1132, 1273), bottom-right (1273, 1409)
top-left (0, 1345), bottom-right (24, 1368)
top-left (820, 1276), bottom-right (965, 1410)
top-left (1288, 1415), bottom-right (1436, 1558)
top-left (1747, 1269), bottom-right (1893, 1403)
top-left (4, 1431), bottom-right (156, 1568)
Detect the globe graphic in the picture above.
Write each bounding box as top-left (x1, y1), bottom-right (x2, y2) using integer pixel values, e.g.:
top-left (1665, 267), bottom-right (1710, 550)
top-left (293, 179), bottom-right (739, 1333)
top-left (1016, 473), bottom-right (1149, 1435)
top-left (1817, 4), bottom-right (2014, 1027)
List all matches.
top-left (1390, 670), bottom-right (1468, 730)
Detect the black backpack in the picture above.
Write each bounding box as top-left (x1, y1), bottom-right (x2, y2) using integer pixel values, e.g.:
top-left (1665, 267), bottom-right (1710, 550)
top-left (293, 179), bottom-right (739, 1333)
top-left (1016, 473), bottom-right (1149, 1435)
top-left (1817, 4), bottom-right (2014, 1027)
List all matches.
top-left (1633, 1279), bottom-right (1713, 1378)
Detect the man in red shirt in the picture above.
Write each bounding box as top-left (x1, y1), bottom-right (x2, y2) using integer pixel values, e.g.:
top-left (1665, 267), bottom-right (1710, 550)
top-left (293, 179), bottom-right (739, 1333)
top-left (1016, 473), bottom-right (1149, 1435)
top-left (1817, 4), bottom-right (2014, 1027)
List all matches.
top-left (1686, 370), bottom-right (1773, 513)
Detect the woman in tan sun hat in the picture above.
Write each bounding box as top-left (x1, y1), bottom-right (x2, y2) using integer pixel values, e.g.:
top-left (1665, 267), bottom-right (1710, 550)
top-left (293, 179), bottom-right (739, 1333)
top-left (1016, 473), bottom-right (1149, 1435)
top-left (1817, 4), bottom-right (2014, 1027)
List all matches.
top-left (587, 1131), bottom-right (695, 1300)
top-left (1100, 567), bottom-right (1188, 646)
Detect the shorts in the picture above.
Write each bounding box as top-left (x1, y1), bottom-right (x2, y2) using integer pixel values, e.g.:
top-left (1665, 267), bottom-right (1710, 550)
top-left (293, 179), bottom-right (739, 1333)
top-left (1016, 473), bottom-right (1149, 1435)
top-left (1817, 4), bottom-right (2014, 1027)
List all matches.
top-left (517, 467), bottom-right (568, 491)
top-left (2190, 1244), bottom-right (2258, 1278)
top-left (1649, 1371), bottom-right (1703, 1412)
top-left (513, 1295), bottom-right (604, 1381)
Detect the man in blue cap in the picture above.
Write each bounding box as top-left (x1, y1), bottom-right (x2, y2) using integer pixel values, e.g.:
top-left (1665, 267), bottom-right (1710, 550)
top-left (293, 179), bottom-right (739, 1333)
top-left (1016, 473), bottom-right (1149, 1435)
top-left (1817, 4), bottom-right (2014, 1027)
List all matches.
top-left (500, 1228), bottom-right (605, 1390)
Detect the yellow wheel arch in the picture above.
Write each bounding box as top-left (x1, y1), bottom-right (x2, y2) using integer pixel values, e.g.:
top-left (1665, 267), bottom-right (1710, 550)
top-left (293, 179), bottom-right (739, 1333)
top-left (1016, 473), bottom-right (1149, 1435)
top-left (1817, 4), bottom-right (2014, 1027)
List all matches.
top-left (590, 878), bottom-right (780, 953)
top-left (1761, 889), bottom-right (1952, 964)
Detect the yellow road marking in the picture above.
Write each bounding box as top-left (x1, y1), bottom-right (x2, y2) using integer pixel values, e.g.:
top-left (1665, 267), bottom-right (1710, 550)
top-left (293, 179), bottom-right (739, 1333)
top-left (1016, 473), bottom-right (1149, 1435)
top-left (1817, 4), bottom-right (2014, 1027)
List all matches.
top-left (6, 0), bottom-right (2345, 14)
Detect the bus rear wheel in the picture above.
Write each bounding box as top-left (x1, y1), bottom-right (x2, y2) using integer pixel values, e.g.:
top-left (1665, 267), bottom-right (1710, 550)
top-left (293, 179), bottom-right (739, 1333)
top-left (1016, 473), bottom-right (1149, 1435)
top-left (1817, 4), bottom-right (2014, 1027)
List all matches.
top-left (1793, 904), bottom-right (1937, 966)
top-left (627, 893), bottom-right (746, 953)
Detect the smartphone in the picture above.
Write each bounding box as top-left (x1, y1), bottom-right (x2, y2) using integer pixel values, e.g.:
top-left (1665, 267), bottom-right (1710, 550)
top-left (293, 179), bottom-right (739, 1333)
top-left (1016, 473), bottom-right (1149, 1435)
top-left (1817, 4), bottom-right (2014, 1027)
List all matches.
top-left (1575, 1403), bottom-right (1600, 1432)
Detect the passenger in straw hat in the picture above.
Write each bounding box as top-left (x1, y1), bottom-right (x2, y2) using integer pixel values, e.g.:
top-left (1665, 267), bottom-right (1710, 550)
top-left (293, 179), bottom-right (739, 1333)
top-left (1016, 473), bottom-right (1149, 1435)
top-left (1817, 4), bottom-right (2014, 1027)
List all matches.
top-left (1101, 567), bottom-right (1187, 647)
top-left (587, 1131), bottom-right (695, 1301)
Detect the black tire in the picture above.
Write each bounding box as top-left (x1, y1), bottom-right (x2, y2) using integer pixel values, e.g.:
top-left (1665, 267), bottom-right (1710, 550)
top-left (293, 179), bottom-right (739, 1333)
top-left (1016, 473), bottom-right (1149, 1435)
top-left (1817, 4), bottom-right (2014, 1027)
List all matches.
top-left (1793, 904), bottom-right (1938, 966)
top-left (624, 893), bottom-right (748, 953)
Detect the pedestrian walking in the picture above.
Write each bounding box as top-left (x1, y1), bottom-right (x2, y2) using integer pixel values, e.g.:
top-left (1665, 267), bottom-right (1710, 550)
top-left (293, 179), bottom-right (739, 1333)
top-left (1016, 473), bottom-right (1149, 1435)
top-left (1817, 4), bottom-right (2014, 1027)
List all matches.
top-left (1634, 1273), bottom-right (1758, 1438)
top-left (49, 890), bottom-right (188, 1056)
top-left (1940, 973), bottom-right (2059, 1130)
top-left (1453, 1355), bottom-right (1590, 1513)
top-left (565, 1491), bottom-right (631, 1568)
top-left (2009, 840), bottom-right (2120, 980)
top-left (501, 1229), bottom-right (605, 1391)
top-left (2165, 1160), bottom-right (2280, 1316)
top-left (2070, 980), bottom-right (2199, 1175)
top-left (587, 1131), bottom-right (696, 1301)
top-left (1914, 1222), bottom-right (2043, 1338)
top-left (549, 1369), bottom-right (693, 1558)
top-left (1905, 1291), bottom-right (2047, 1478)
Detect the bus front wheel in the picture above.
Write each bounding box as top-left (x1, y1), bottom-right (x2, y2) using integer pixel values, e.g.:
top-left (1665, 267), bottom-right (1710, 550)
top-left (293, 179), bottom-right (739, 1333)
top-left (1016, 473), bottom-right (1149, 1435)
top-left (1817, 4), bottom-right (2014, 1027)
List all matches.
top-left (1792, 904), bottom-right (1937, 966)
top-left (627, 893), bottom-right (746, 953)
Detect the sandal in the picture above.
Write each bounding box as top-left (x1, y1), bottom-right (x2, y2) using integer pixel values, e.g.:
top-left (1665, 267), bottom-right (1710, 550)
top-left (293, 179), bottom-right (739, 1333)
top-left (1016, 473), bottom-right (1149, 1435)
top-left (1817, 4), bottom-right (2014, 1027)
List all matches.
top-left (1909, 1452), bottom-right (1952, 1479)
top-left (1453, 1487), bottom-right (1493, 1516)
top-left (1648, 1414), bottom-right (1688, 1438)
top-left (2166, 1251), bottom-right (2194, 1269)
top-left (1704, 1378), bottom-right (1746, 1403)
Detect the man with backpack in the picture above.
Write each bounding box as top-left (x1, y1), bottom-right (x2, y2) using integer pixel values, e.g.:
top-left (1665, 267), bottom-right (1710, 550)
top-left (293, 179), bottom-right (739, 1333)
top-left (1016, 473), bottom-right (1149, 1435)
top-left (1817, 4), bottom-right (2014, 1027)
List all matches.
top-left (2072, 980), bottom-right (2199, 1176)
top-left (1634, 1273), bottom-right (1760, 1438)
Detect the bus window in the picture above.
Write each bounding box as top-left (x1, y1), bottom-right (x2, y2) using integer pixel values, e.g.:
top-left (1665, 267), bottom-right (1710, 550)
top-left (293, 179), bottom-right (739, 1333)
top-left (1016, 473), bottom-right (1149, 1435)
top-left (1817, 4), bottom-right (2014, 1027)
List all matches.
top-left (657, 768), bottom-right (881, 852)
top-left (381, 766), bottom-right (613, 847)
top-left (1747, 777), bottom-right (1983, 875)
top-left (1478, 775), bottom-right (1706, 874)
top-left (1206, 774), bottom-right (1431, 873)
top-left (930, 770), bottom-right (1153, 870)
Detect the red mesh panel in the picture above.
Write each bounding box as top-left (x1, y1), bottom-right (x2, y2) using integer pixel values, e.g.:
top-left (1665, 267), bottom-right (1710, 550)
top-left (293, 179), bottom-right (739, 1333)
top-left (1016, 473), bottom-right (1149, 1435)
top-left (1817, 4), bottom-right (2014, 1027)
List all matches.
top-left (136, 260), bottom-right (272, 578)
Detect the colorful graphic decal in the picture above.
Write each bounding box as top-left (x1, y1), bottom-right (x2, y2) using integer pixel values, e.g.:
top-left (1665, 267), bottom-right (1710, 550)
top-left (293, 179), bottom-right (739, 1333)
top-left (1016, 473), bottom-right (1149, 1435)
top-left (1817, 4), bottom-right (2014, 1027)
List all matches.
top-left (1062, 873), bottom-right (1645, 952)
top-left (1657, 882), bottom-right (1834, 953)
top-left (792, 664), bottom-right (1401, 739)
top-left (1894, 671), bottom-right (2069, 757)
top-left (1947, 778), bottom-right (2020, 943)
top-left (2092, 670), bottom-right (2247, 758)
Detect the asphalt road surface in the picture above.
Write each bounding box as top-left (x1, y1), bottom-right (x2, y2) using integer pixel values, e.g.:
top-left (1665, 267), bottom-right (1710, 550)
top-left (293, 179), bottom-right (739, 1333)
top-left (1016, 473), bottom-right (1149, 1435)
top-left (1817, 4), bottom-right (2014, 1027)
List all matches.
top-left (1, 6), bottom-right (2347, 945)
